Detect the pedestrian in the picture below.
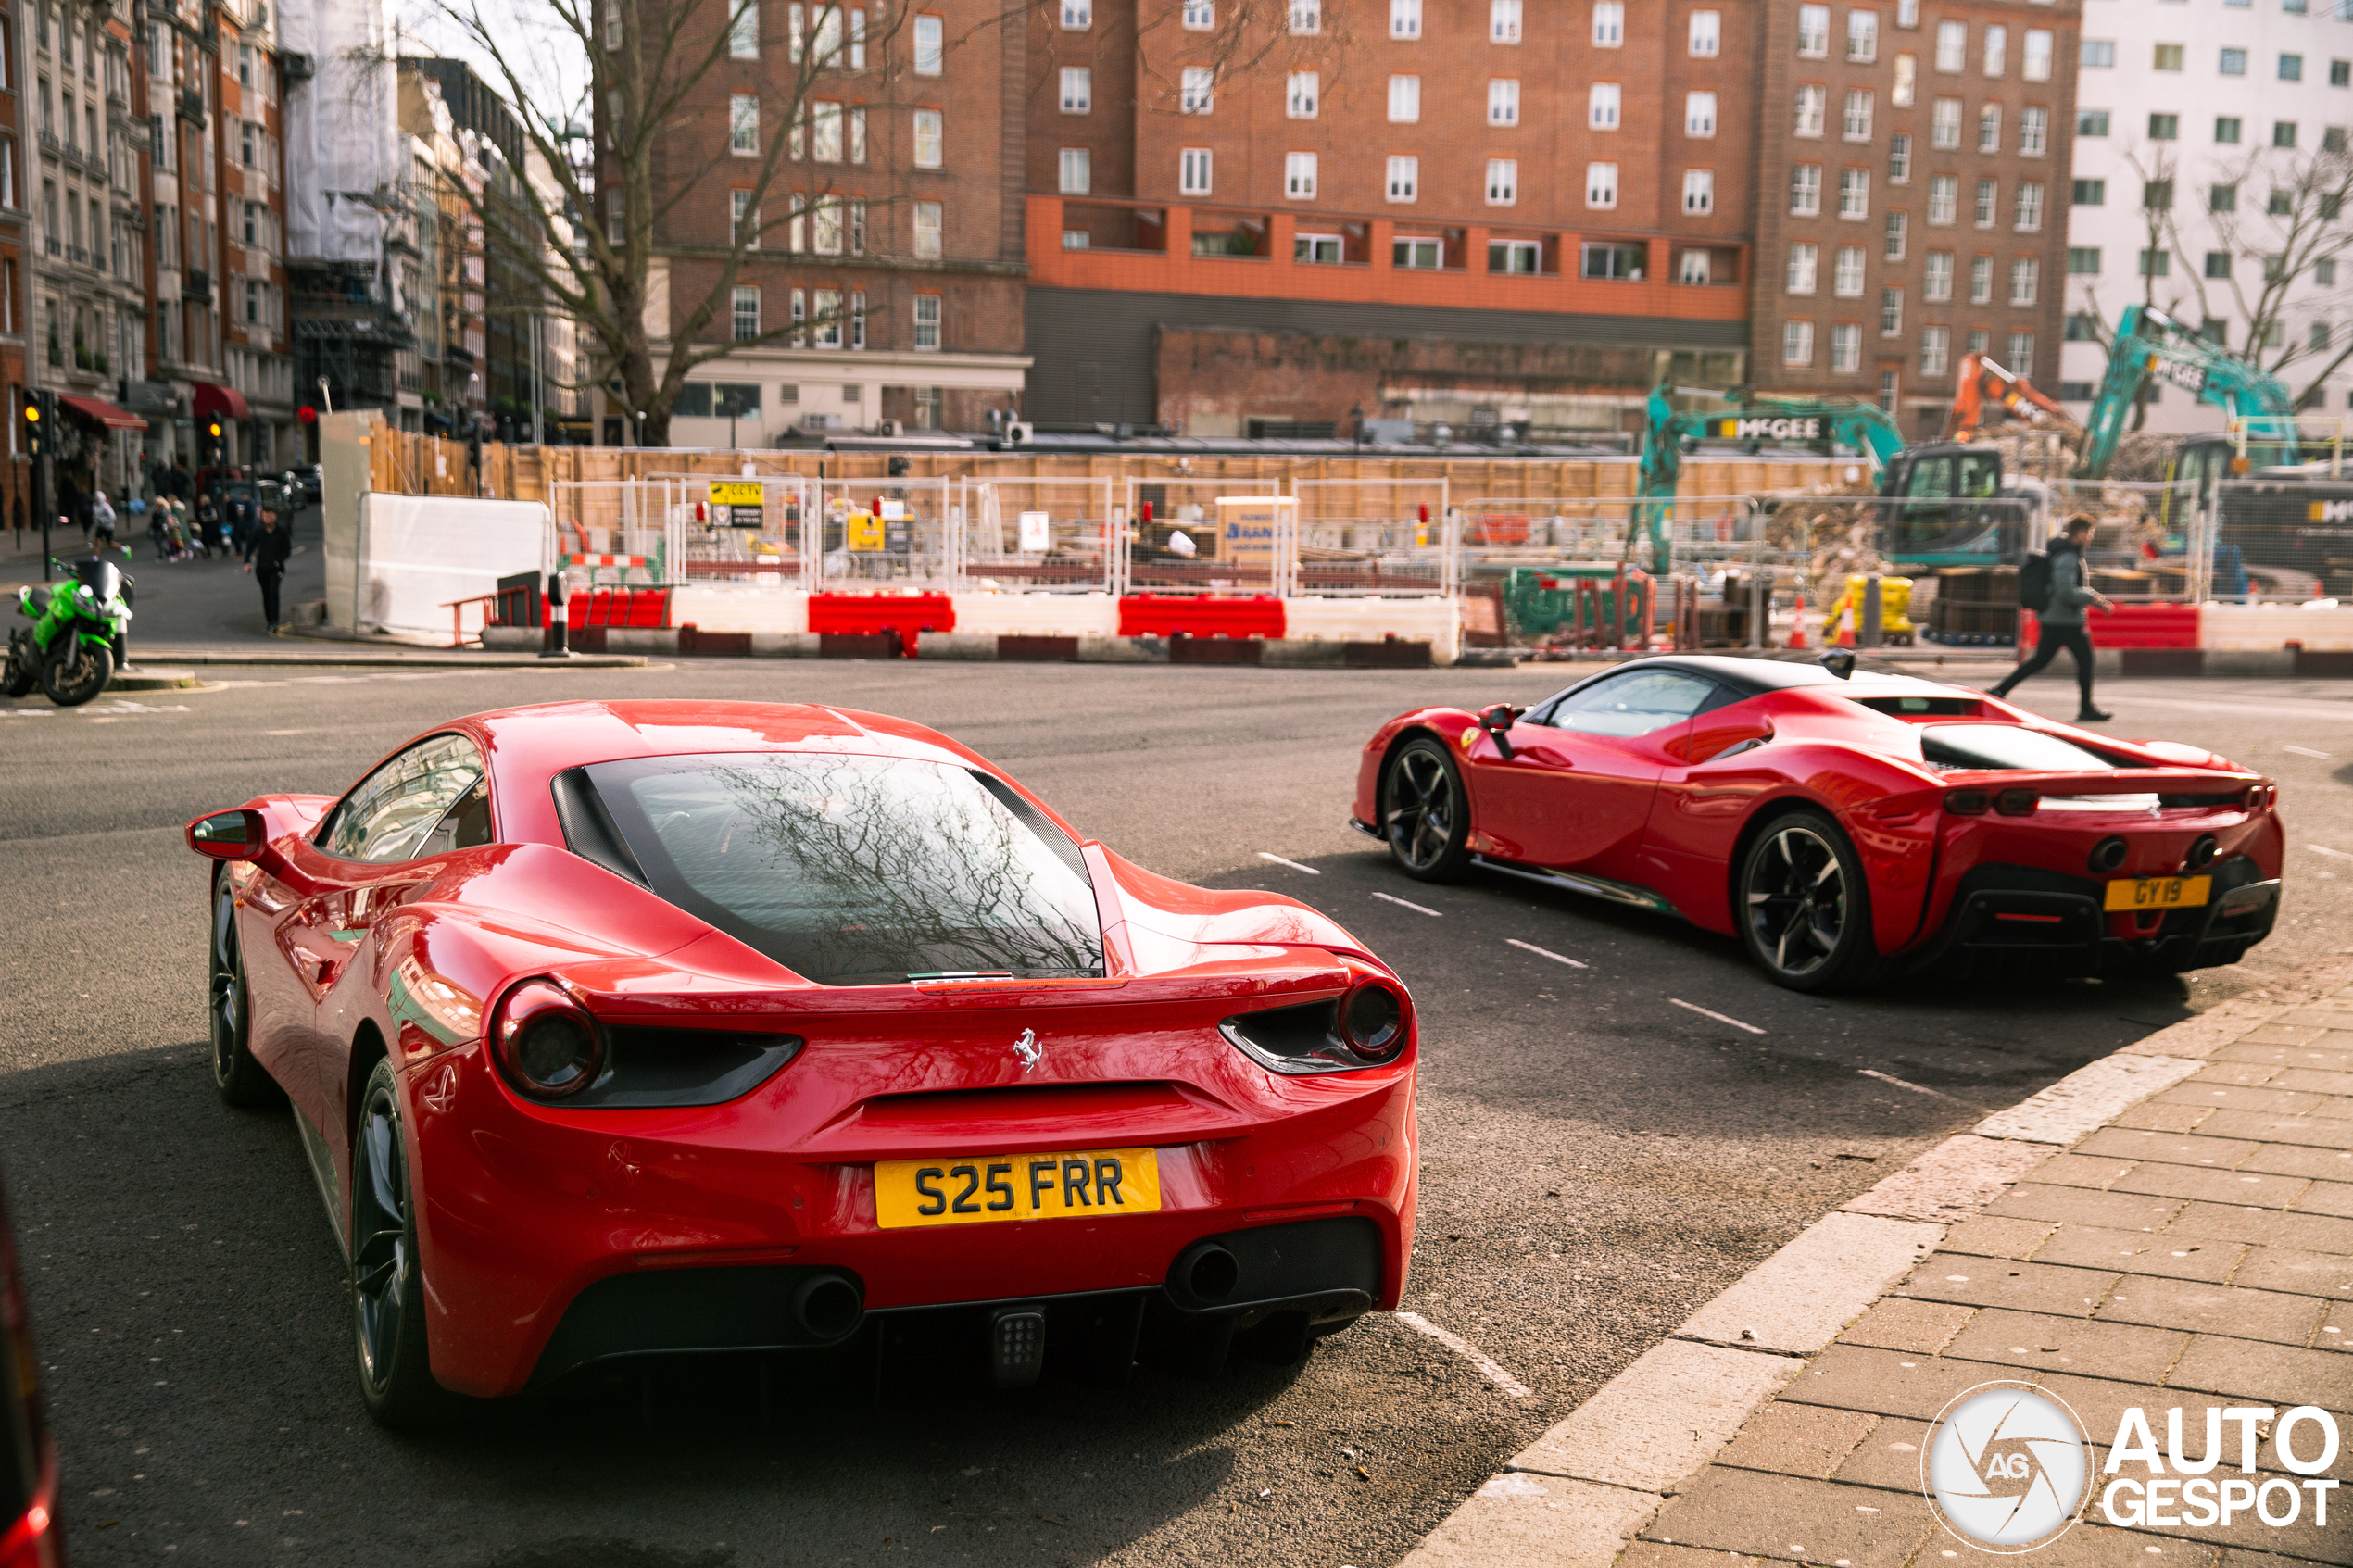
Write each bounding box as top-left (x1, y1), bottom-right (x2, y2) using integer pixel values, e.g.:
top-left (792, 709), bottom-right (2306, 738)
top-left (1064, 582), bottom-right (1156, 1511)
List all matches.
top-left (244, 506), bottom-right (294, 631)
top-left (1991, 514), bottom-right (2114, 722)
top-left (226, 487), bottom-right (256, 556)
top-left (90, 490), bottom-right (116, 542)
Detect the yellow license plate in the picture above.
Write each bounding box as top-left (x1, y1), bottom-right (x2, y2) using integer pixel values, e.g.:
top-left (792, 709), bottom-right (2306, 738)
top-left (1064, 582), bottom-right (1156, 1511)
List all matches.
top-left (2104, 875), bottom-right (2211, 912)
top-left (874, 1147), bottom-right (1162, 1230)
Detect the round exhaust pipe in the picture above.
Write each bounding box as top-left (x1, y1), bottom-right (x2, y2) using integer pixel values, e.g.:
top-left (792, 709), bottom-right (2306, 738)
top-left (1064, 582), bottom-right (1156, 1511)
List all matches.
top-left (1177, 1242), bottom-right (1240, 1302)
top-left (2186, 834), bottom-right (2219, 872)
top-left (791, 1273), bottom-right (864, 1342)
top-left (2088, 836), bottom-right (2128, 873)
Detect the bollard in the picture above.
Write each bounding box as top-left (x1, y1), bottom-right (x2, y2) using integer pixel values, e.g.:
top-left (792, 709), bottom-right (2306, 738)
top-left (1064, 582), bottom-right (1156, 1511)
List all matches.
top-left (1860, 574), bottom-right (1883, 648)
top-left (541, 571), bottom-right (572, 659)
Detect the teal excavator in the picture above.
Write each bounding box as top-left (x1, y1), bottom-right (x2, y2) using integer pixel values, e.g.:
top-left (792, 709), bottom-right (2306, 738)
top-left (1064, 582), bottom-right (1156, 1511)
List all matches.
top-left (2080, 304), bottom-right (2302, 478)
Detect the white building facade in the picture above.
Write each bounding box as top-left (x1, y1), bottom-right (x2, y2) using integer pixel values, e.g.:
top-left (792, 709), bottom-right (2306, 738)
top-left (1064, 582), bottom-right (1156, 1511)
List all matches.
top-left (2062, 0), bottom-right (2353, 432)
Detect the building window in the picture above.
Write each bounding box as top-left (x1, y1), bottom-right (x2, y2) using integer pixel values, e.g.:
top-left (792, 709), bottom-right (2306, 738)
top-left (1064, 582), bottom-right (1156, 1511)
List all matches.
top-left (913, 14), bottom-right (942, 71)
top-left (2067, 246), bottom-right (2100, 275)
top-left (1060, 67), bottom-right (1090, 112)
top-left (1295, 231), bottom-right (1342, 264)
top-left (1489, 79), bottom-right (1518, 126)
top-left (1935, 19), bottom-right (1964, 72)
top-left (2009, 257), bottom-right (2038, 306)
top-left (1978, 104), bottom-right (2000, 154)
top-left (1388, 74), bottom-right (1419, 122)
top-left (731, 188), bottom-right (756, 245)
top-left (913, 199), bottom-right (942, 257)
top-left (912, 294), bottom-right (940, 350)
top-left (913, 108), bottom-right (942, 167)
top-left (2145, 179), bottom-right (2174, 209)
top-left (1847, 10), bottom-right (1877, 63)
top-left (2277, 121), bottom-right (2300, 149)
top-left (730, 94), bottom-right (759, 154)
top-left (1836, 168), bottom-right (1869, 219)
top-left (1592, 0), bottom-right (1622, 45)
top-left (1879, 370), bottom-right (1901, 412)
top-left (1969, 255), bottom-right (1992, 304)
top-left (1924, 251), bottom-right (1952, 300)
top-left (2149, 113), bottom-right (2179, 141)
top-left (1843, 90), bottom-right (1873, 141)
top-left (2154, 43), bottom-right (2183, 71)
top-left (1182, 0), bottom-right (1212, 27)
top-left (2013, 182), bottom-right (2043, 231)
top-left (1833, 245), bottom-right (1865, 296)
top-left (2007, 331), bottom-right (2033, 374)
top-left (2019, 107), bottom-right (2046, 157)
top-left (2079, 109), bottom-right (2109, 137)
top-left (850, 107), bottom-right (867, 161)
top-left (812, 196), bottom-right (844, 253)
top-left (1798, 4), bottom-right (1829, 57)
top-left (1491, 0), bottom-right (1520, 42)
top-left (1787, 242), bottom-right (1819, 294)
top-left (1982, 23), bottom-right (2004, 76)
top-left (2284, 54), bottom-right (2306, 83)
top-left (1590, 82), bottom-right (1619, 130)
top-left (1183, 67), bottom-right (1215, 114)
top-left (1388, 235), bottom-right (1440, 269)
top-left (1687, 92), bottom-right (1717, 136)
top-left (1390, 0), bottom-right (1419, 39)
top-left (1387, 155), bottom-right (1419, 201)
top-left (1679, 249), bottom-right (1711, 284)
top-left (2022, 28), bottom-right (2051, 81)
top-left (732, 285), bottom-right (760, 341)
top-left (1580, 241), bottom-right (1644, 279)
top-left (1586, 160), bottom-right (1617, 208)
top-left (1784, 320), bottom-right (1816, 366)
top-left (1795, 84), bottom-right (1825, 137)
top-left (1973, 178), bottom-right (1996, 227)
top-left (1888, 132), bottom-right (1911, 182)
top-left (1881, 288), bottom-right (1903, 335)
top-left (1290, 0), bottom-right (1319, 32)
top-left (1893, 52), bottom-right (1915, 106)
top-left (1681, 168), bottom-right (1712, 213)
top-left (1058, 146), bottom-right (1090, 194)
top-left (1919, 326), bottom-right (1949, 376)
top-left (1180, 146), bottom-right (1212, 194)
top-left (1884, 210), bottom-right (1907, 259)
top-left (1688, 9), bottom-right (1718, 56)
top-left (1286, 151), bottom-right (1317, 198)
top-left (812, 100), bottom-right (843, 160)
top-left (1287, 71), bottom-right (1318, 118)
top-left (1931, 98), bottom-right (1960, 149)
top-left (1831, 322), bottom-right (1861, 372)
top-left (729, 0), bottom-right (759, 58)
top-left (1791, 163), bottom-right (1821, 215)
top-left (1489, 158), bottom-right (1519, 205)
top-left (1062, 0), bottom-right (1090, 28)
top-left (1491, 239), bottom-right (1541, 273)
top-left (2221, 47), bottom-right (2246, 76)
top-left (812, 289), bottom-right (842, 348)
top-left (2140, 249), bottom-right (2170, 278)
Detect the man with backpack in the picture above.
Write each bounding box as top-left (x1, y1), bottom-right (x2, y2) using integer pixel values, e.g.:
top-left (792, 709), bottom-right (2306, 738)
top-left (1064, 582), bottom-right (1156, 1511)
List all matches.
top-left (1991, 513), bottom-right (2113, 721)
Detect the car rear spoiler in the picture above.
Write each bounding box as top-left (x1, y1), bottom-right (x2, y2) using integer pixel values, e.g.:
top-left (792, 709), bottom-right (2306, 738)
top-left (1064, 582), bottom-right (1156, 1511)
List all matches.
top-left (1932, 767), bottom-right (2261, 800)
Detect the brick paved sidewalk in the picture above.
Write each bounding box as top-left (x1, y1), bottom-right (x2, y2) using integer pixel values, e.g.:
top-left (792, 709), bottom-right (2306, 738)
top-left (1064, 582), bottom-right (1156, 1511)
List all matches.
top-left (1628, 972), bottom-right (2353, 1568)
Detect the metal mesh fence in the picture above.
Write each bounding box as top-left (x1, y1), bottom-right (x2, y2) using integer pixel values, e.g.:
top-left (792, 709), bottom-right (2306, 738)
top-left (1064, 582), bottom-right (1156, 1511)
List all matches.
top-left (962, 479), bottom-right (1121, 595)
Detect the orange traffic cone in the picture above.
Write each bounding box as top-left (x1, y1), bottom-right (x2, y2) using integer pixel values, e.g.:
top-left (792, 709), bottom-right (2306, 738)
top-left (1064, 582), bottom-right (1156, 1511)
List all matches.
top-left (1834, 601), bottom-right (1856, 647)
top-left (1786, 590), bottom-right (1808, 649)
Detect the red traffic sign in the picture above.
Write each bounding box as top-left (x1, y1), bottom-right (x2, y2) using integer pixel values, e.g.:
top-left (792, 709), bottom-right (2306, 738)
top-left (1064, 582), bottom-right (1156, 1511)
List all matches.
top-left (296, 404), bottom-right (318, 424)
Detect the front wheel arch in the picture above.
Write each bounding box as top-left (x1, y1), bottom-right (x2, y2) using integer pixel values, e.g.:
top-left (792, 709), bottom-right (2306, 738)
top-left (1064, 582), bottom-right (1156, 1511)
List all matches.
top-left (1733, 805), bottom-right (1883, 993)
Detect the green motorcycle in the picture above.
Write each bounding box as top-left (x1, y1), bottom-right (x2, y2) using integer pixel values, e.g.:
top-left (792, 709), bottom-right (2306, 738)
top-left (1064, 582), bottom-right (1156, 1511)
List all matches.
top-left (5, 555), bottom-right (132, 706)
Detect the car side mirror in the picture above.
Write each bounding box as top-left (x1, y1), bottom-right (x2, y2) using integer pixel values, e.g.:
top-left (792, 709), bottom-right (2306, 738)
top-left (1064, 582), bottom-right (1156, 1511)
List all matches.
top-left (188, 809), bottom-right (265, 861)
top-left (1478, 703), bottom-right (1520, 760)
top-left (1818, 649), bottom-right (1856, 681)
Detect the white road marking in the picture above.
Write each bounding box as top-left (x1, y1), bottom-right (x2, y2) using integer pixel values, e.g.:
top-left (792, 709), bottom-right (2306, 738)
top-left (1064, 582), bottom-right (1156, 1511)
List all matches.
top-left (1668, 997), bottom-right (1765, 1035)
top-left (1371, 890), bottom-right (1443, 916)
top-left (1857, 1068), bottom-right (1982, 1110)
top-left (2309, 844), bottom-right (2353, 861)
top-left (1393, 1311), bottom-right (1532, 1399)
top-left (1506, 938), bottom-right (1589, 969)
top-left (2284, 745), bottom-right (2334, 759)
top-left (1256, 851), bottom-right (1321, 874)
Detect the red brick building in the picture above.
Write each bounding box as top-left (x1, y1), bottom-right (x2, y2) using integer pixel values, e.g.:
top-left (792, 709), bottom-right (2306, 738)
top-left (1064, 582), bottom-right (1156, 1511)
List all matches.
top-left (1024, 0), bottom-right (1759, 435)
top-left (1747, 0), bottom-right (2078, 437)
top-left (0, 1), bottom-right (28, 537)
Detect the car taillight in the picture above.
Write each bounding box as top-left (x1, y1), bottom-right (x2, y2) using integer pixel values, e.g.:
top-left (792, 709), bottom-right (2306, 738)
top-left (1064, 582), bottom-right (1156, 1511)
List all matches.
top-left (1994, 788), bottom-right (2040, 816)
top-left (1338, 980), bottom-right (1408, 1063)
top-left (1221, 972), bottom-right (1416, 1075)
top-left (1944, 789), bottom-right (1990, 816)
top-left (491, 980), bottom-right (606, 1100)
top-left (2244, 783), bottom-right (2277, 810)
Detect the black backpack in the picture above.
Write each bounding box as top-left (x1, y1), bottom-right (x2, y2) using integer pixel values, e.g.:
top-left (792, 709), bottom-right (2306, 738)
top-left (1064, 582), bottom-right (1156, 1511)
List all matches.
top-left (2017, 550), bottom-right (2052, 608)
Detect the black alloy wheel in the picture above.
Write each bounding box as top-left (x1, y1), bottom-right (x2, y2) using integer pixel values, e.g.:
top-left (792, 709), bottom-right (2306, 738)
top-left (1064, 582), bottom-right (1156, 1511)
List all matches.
top-left (208, 876), bottom-right (283, 1107)
top-left (1738, 810), bottom-right (1879, 993)
top-left (41, 641), bottom-right (111, 707)
top-left (351, 1058), bottom-right (447, 1425)
top-left (1382, 737), bottom-right (1473, 882)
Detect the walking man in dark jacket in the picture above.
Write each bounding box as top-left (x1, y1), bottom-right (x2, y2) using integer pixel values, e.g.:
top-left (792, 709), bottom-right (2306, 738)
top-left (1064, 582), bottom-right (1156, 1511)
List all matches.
top-left (243, 507), bottom-right (295, 631)
top-left (1991, 514), bottom-right (2113, 721)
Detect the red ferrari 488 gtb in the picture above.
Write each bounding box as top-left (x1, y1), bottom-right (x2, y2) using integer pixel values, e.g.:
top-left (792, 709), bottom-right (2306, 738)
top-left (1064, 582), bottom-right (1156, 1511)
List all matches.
top-left (189, 702), bottom-right (1416, 1423)
top-left (1355, 656), bottom-right (2282, 992)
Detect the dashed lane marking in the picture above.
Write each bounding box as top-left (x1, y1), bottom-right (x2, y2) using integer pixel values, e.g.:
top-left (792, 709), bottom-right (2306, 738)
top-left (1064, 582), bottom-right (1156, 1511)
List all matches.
top-left (1668, 997), bottom-right (1766, 1035)
top-left (1857, 1068), bottom-right (1983, 1111)
top-left (1370, 890), bottom-right (1443, 917)
top-left (1505, 938), bottom-right (1589, 969)
top-left (2284, 745), bottom-right (2334, 759)
top-left (1256, 851), bottom-right (1321, 875)
top-left (2309, 844), bottom-right (2353, 861)
top-left (1392, 1312), bottom-right (1532, 1399)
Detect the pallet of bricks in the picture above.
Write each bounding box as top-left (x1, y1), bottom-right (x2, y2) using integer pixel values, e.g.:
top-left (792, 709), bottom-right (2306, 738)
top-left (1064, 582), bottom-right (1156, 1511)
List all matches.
top-left (1925, 566), bottom-right (2018, 646)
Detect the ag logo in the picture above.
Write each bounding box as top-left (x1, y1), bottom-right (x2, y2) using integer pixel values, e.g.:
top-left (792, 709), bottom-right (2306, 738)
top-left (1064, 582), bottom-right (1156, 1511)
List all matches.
top-left (1923, 1382), bottom-right (2093, 1552)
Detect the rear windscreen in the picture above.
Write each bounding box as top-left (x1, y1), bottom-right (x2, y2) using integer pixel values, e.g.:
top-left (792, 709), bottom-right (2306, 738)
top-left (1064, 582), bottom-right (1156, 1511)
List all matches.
top-left (581, 752), bottom-right (1104, 985)
top-left (1919, 724), bottom-right (2118, 772)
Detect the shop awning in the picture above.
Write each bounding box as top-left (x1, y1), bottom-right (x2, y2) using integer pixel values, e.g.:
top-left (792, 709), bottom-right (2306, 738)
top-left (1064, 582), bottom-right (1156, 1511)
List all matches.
top-left (193, 382), bottom-right (251, 420)
top-left (57, 395), bottom-right (149, 431)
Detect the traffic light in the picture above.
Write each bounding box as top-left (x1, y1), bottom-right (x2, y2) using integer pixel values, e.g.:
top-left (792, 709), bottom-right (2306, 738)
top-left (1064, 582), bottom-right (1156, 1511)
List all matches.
top-left (205, 419), bottom-right (225, 463)
top-left (19, 391), bottom-right (37, 456)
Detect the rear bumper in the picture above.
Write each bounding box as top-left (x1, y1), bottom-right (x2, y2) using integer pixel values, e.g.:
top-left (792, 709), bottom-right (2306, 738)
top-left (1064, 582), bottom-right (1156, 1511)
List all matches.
top-left (1904, 855), bottom-right (2280, 977)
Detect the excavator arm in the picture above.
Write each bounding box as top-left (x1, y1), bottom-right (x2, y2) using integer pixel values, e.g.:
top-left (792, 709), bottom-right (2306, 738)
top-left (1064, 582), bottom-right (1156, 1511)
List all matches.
top-left (1950, 352), bottom-right (2088, 445)
top-left (2078, 305), bottom-right (2301, 478)
top-left (1635, 389), bottom-right (1906, 571)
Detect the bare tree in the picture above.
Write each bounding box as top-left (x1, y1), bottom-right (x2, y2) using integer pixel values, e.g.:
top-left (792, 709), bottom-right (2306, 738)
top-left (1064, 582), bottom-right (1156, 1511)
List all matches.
top-left (2171, 139), bottom-right (2353, 404)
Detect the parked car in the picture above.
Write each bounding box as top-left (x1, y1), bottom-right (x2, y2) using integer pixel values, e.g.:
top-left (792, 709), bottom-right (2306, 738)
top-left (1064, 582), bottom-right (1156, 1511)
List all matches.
top-left (0, 1158), bottom-right (59, 1567)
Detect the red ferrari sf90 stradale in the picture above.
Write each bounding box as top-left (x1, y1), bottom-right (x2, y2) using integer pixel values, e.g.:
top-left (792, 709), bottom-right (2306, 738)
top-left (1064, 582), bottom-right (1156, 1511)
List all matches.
top-left (1354, 656), bottom-right (2282, 992)
top-left (189, 701), bottom-right (1416, 1424)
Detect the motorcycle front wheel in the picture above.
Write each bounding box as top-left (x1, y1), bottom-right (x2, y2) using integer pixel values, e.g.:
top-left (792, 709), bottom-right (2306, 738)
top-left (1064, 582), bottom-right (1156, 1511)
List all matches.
top-left (44, 640), bottom-right (112, 706)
